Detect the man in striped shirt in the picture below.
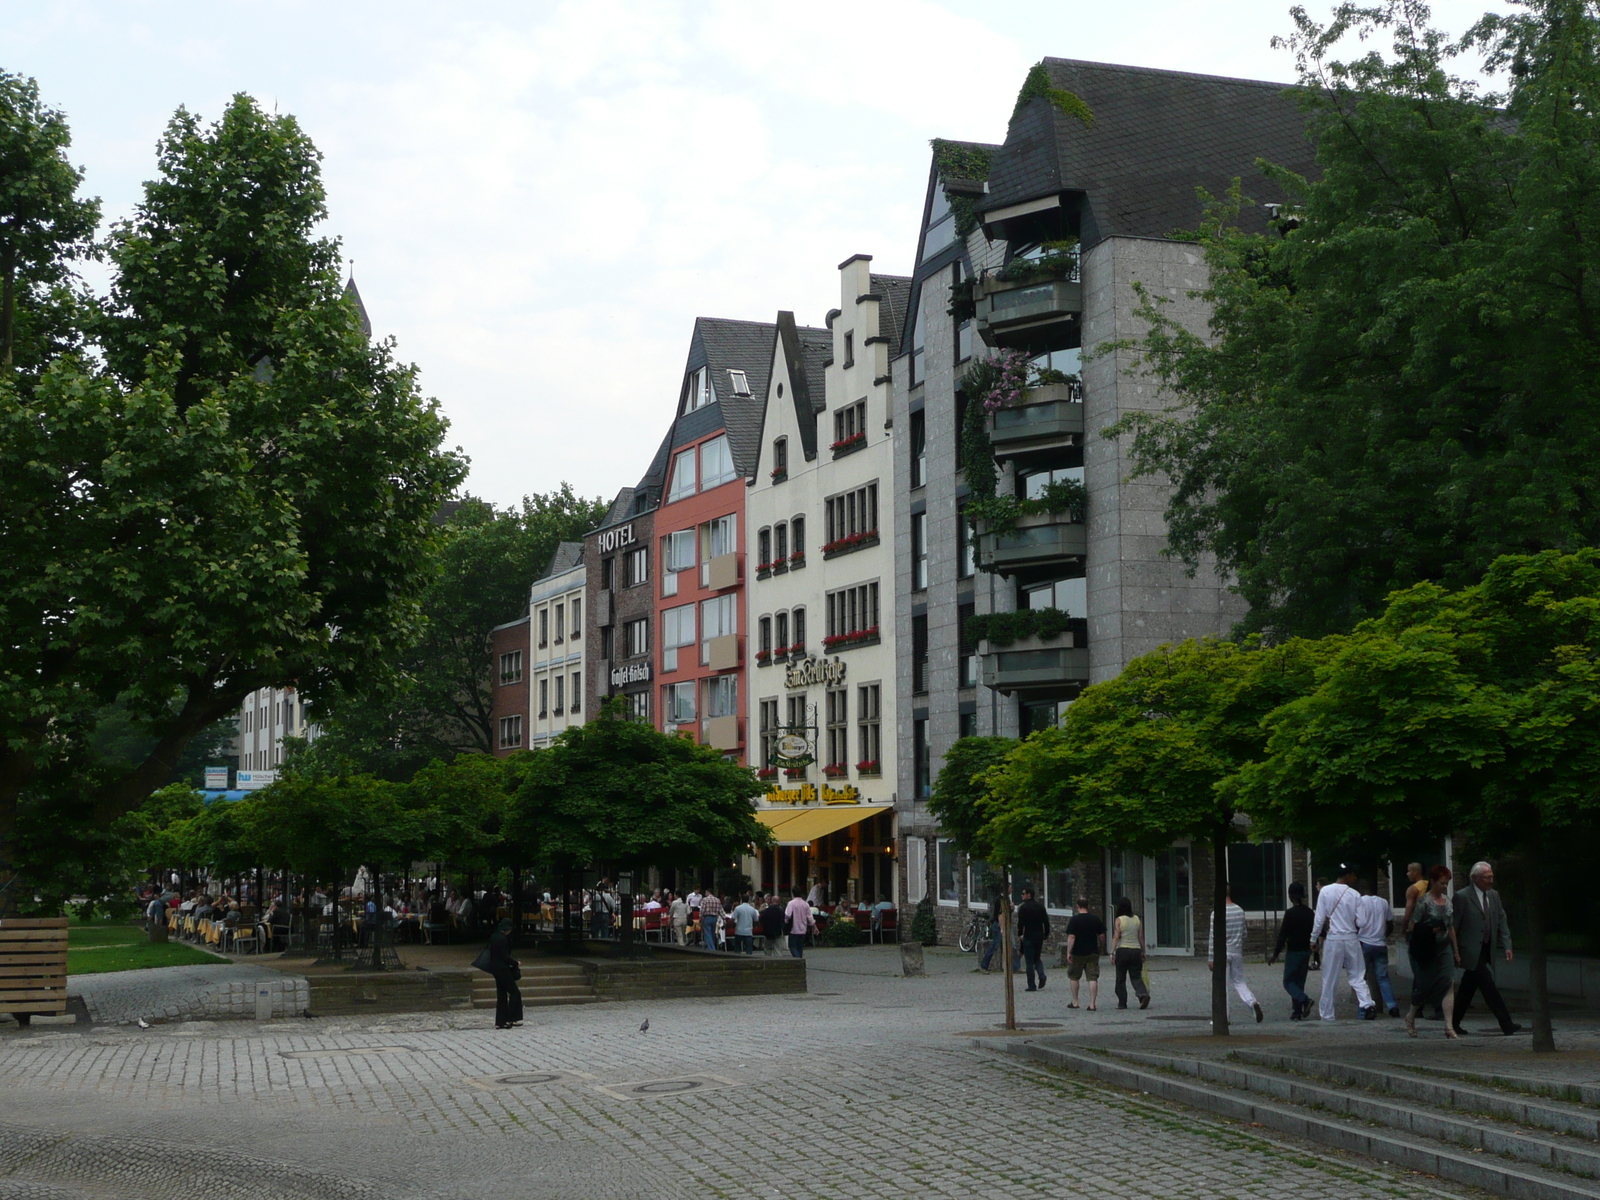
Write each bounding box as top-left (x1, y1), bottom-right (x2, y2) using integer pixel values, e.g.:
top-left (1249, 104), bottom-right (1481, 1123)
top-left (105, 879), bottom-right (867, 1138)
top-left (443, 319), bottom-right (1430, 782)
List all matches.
top-left (698, 892), bottom-right (724, 952)
top-left (1209, 884), bottom-right (1264, 1023)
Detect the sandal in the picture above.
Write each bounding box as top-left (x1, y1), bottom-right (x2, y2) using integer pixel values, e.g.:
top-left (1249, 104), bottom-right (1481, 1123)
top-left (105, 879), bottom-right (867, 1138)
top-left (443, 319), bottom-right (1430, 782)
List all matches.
top-left (1068, 1003), bottom-right (1078, 1009)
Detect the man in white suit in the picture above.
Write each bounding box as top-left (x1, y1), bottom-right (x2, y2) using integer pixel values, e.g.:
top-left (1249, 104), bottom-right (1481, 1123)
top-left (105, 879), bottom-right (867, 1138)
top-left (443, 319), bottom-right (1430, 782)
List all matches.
top-left (1310, 869), bottom-right (1375, 1021)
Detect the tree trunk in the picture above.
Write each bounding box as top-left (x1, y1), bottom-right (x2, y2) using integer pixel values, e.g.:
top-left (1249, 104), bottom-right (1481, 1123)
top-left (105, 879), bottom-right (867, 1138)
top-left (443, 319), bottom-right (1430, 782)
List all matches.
top-left (1001, 874), bottom-right (1016, 1031)
top-left (1211, 827), bottom-right (1230, 1037)
top-left (1523, 819), bottom-right (1555, 1053)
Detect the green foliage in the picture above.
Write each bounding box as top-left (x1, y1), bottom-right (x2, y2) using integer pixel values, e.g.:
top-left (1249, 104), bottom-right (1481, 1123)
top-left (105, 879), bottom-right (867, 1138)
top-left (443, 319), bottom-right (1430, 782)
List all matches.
top-left (306, 488), bottom-right (605, 777)
top-left (823, 914), bottom-right (862, 947)
top-left (715, 866), bottom-right (751, 897)
top-left (1011, 63), bottom-right (1094, 128)
top-left (1113, 2), bottom-right (1600, 638)
top-left (993, 239), bottom-right (1080, 284)
top-left (929, 139), bottom-right (994, 237)
top-left (966, 478), bottom-right (1087, 538)
top-left (910, 896), bottom-right (938, 946)
top-left (964, 607), bottom-right (1073, 649)
top-left (508, 698), bottom-right (770, 871)
top-left (928, 737), bottom-right (1019, 861)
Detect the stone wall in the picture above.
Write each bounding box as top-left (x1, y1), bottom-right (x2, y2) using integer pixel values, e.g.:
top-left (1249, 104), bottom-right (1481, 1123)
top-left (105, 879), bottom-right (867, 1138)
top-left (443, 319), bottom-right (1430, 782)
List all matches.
top-left (306, 970), bottom-right (475, 1018)
top-left (585, 947), bottom-right (804, 1002)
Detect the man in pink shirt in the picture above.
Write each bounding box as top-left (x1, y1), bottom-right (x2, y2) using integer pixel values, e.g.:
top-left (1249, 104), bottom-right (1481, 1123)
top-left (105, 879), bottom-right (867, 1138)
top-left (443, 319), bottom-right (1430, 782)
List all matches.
top-left (784, 886), bottom-right (815, 958)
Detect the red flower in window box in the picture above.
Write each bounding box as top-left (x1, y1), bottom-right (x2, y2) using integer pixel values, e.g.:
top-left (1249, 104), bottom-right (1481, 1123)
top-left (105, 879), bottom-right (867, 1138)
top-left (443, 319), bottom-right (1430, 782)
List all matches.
top-left (820, 529), bottom-right (879, 555)
top-left (855, 759), bottom-right (880, 773)
top-left (830, 431), bottom-right (866, 453)
top-left (789, 551), bottom-right (805, 565)
top-left (757, 767), bottom-right (779, 780)
top-left (770, 468), bottom-right (788, 482)
top-left (755, 649), bottom-right (772, 665)
top-left (823, 763), bottom-right (849, 778)
top-left (822, 626), bottom-right (880, 651)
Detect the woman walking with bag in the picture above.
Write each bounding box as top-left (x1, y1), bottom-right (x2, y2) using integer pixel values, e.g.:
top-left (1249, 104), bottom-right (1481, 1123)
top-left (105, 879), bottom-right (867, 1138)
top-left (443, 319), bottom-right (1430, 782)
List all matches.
top-left (1110, 896), bottom-right (1150, 1009)
top-left (485, 918), bottom-right (523, 1030)
top-left (1404, 866), bottom-right (1460, 1038)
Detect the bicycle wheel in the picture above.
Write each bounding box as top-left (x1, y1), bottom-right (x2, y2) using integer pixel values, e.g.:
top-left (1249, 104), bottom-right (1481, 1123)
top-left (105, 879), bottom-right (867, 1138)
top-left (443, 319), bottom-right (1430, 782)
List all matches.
top-left (958, 922), bottom-right (978, 953)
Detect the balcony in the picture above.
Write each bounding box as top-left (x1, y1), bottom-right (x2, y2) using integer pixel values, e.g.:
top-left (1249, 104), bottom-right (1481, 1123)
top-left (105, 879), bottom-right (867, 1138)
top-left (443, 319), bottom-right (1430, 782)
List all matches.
top-left (707, 552), bottom-right (741, 591)
top-left (707, 633), bottom-right (741, 671)
top-left (976, 511), bottom-right (1087, 575)
top-left (979, 632), bottom-right (1090, 695)
top-left (990, 384), bottom-right (1083, 459)
top-left (703, 715), bottom-right (742, 751)
top-left (975, 275), bottom-right (1082, 353)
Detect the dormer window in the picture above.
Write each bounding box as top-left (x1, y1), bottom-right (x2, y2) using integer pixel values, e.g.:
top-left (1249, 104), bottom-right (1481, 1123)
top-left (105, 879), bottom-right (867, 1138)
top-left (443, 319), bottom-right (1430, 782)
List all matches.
top-left (685, 367), bottom-right (714, 411)
top-left (728, 369), bottom-right (752, 397)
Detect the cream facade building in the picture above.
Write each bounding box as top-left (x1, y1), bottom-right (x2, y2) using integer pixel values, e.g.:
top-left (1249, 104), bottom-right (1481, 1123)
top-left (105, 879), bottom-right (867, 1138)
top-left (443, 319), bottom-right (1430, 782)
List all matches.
top-left (524, 542), bottom-right (587, 749)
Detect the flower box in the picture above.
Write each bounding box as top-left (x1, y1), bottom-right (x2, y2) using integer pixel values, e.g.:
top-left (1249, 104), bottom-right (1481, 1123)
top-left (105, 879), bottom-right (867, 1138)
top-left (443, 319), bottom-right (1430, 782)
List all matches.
top-left (821, 530), bottom-right (879, 559)
top-left (823, 763), bottom-right (849, 779)
top-left (820, 626), bottom-right (881, 652)
top-left (755, 650), bottom-right (773, 666)
top-left (829, 431), bottom-right (867, 458)
top-left (855, 759), bottom-right (880, 774)
top-left (757, 767), bottom-right (779, 780)
top-left (770, 468), bottom-right (788, 483)
top-left (788, 552), bottom-right (806, 569)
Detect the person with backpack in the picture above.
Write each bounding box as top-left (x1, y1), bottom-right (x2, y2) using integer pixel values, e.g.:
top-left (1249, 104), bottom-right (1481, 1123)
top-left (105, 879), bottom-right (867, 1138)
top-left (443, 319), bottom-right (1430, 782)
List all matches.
top-left (1404, 865), bottom-right (1460, 1038)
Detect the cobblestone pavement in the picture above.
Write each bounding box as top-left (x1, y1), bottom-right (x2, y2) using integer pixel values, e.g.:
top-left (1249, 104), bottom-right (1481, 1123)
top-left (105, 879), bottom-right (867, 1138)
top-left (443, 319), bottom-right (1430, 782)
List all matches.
top-left (4, 946), bottom-right (1580, 1199)
top-left (65, 962), bottom-right (288, 1025)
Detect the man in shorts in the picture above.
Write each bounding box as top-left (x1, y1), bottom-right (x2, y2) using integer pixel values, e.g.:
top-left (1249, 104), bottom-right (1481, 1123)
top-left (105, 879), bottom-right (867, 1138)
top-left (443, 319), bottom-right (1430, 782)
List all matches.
top-left (1063, 897), bottom-right (1106, 1011)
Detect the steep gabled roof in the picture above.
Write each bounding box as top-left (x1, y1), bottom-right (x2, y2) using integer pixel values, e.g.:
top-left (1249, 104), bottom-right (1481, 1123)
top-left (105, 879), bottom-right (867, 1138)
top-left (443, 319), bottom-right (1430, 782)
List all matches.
top-left (690, 316), bottom-right (778, 478)
top-left (540, 541), bottom-right (584, 579)
top-left (343, 276), bottom-right (372, 337)
top-left (764, 314), bottom-right (831, 465)
top-left (982, 59), bottom-right (1316, 244)
top-left (870, 273), bottom-right (913, 350)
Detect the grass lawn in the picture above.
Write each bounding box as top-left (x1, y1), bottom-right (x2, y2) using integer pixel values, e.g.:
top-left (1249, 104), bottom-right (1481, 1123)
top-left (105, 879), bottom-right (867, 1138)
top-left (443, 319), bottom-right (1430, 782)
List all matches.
top-left (66, 923), bottom-right (230, 975)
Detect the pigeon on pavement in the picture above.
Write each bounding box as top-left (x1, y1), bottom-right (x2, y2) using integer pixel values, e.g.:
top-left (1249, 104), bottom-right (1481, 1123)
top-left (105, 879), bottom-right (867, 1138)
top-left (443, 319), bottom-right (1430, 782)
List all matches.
top-left (639, 1018), bottom-right (649, 1033)
top-left (137, 1018), bottom-right (150, 1029)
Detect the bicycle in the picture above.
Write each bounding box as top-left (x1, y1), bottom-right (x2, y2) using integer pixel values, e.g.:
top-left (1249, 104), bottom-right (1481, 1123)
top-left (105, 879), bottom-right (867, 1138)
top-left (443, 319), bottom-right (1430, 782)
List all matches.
top-left (958, 912), bottom-right (990, 953)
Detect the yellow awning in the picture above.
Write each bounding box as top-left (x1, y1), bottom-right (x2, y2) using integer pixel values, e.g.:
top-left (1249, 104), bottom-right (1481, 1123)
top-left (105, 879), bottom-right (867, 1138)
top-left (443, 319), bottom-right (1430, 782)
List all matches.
top-left (756, 804), bottom-right (892, 845)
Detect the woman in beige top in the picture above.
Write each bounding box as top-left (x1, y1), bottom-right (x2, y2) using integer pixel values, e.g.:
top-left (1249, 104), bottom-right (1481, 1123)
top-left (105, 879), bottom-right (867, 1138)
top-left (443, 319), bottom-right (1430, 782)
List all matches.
top-left (1111, 896), bottom-right (1150, 1009)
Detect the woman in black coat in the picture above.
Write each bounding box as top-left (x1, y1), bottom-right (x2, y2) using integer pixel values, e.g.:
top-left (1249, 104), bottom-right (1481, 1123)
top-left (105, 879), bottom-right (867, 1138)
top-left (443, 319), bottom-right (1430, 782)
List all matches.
top-left (488, 918), bottom-right (523, 1029)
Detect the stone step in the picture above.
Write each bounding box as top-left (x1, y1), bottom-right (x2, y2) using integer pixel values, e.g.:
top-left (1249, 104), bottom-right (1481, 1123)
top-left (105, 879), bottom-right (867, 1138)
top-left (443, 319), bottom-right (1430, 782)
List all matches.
top-left (1004, 1042), bottom-right (1600, 1200)
top-left (1399, 1063), bottom-right (1600, 1109)
top-left (1226, 1049), bottom-right (1600, 1141)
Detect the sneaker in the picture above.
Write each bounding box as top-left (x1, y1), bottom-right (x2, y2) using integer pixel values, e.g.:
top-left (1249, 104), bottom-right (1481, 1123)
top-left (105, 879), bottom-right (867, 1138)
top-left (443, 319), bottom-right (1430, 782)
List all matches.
top-left (1253, 1002), bottom-right (1265, 1023)
top-left (1361, 1006), bottom-right (1377, 1020)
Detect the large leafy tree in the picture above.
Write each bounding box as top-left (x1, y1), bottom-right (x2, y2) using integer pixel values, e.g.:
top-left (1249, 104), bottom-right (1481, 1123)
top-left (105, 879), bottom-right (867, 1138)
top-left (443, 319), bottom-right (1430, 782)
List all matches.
top-left (1116, 0), bottom-right (1600, 638)
top-left (1237, 549), bottom-right (1600, 1052)
top-left (0, 92), bottom-right (465, 915)
top-left (983, 638), bottom-right (1325, 1034)
top-left (927, 737), bottom-right (1019, 864)
top-left (304, 489), bottom-right (606, 778)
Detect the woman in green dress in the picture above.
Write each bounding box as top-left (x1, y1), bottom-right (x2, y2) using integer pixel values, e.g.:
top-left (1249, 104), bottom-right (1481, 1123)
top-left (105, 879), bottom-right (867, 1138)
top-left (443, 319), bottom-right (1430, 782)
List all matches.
top-left (1404, 865), bottom-right (1461, 1038)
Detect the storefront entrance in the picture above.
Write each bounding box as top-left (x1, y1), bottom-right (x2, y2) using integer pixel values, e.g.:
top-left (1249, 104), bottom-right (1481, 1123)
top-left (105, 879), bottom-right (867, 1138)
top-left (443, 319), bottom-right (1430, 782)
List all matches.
top-left (1107, 845), bottom-right (1192, 954)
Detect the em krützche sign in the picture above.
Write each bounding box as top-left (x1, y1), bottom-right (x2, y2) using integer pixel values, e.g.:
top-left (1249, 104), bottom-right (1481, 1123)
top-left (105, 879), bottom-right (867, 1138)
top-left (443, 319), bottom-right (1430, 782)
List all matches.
top-left (785, 654), bottom-right (846, 690)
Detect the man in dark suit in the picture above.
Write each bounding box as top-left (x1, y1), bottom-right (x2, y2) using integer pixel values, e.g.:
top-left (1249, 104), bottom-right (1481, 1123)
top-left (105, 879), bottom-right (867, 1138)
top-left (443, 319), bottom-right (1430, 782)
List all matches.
top-left (1452, 861), bottom-right (1521, 1035)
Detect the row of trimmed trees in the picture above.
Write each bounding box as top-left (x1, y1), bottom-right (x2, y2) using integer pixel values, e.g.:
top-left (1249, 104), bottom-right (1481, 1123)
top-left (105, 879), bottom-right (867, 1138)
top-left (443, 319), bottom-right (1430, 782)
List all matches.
top-left (934, 550), bottom-right (1600, 1052)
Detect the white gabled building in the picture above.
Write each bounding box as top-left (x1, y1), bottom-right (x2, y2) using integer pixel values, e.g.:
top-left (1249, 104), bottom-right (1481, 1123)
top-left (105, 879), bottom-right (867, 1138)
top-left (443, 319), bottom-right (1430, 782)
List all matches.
top-left (741, 254), bottom-right (912, 908)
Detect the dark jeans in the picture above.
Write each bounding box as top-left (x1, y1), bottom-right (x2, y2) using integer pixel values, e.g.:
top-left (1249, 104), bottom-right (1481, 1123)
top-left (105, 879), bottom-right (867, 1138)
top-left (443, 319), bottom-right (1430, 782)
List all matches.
top-left (1456, 942), bottom-right (1515, 1033)
top-left (1362, 942), bottom-right (1398, 1010)
top-left (1282, 950), bottom-right (1311, 1007)
top-left (493, 969), bottom-right (522, 1027)
top-left (1022, 935), bottom-right (1046, 989)
top-left (1114, 947), bottom-right (1149, 1007)
top-left (980, 920), bottom-right (1020, 972)
top-left (788, 933), bottom-right (806, 958)
top-left (735, 934), bottom-right (754, 955)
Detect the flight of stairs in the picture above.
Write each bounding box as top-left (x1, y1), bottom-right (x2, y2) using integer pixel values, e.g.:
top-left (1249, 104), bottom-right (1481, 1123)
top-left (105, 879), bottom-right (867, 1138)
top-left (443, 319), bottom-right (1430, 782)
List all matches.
top-left (471, 961), bottom-right (595, 1010)
top-left (1005, 1040), bottom-right (1600, 1200)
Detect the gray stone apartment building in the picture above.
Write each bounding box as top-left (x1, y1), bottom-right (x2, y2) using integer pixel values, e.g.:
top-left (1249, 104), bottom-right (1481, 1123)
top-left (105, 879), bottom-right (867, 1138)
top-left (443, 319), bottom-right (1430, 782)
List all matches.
top-left (891, 60), bottom-right (1317, 953)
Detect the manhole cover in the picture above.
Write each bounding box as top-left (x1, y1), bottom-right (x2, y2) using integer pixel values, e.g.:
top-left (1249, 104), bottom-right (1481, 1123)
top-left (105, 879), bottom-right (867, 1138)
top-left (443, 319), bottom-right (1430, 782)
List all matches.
top-left (492, 1072), bottom-right (563, 1086)
top-left (279, 1046), bottom-right (415, 1059)
top-left (596, 1073), bottom-right (738, 1101)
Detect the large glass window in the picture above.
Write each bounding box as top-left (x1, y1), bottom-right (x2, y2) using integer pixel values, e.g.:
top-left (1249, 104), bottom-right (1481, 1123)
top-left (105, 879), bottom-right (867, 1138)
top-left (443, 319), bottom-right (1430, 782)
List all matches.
top-left (668, 448), bottom-right (697, 501)
top-left (1045, 865), bottom-right (1076, 913)
top-left (684, 366), bottom-right (713, 411)
top-left (700, 514), bottom-right (737, 586)
top-left (664, 681), bottom-right (696, 724)
top-left (1022, 576), bottom-right (1087, 618)
top-left (1228, 842), bottom-right (1288, 913)
top-left (662, 529), bottom-right (695, 597)
top-left (937, 838), bottom-right (959, 903)
top-left (661, 604), bottom-right (696, 672)
top-left (1019, 463), bottom-right (1084, 502)
top-left (923, 186), bottom-right (955, 258)
top-left (700, 435), bottom-right (735, 488)
top-left (700, 592), bottom-right (735, 663)
top-left (856, 683), bottom-right (880, 770)
top-left (704, 673), bottom-right (738, 719)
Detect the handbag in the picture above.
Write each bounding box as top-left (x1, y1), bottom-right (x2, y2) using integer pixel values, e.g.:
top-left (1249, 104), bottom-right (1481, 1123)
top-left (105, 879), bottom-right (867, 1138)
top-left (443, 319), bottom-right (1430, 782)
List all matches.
top-left (471, 946), bottom-right (493, 973)
top-left (510, 964), bottom-right (522, 981)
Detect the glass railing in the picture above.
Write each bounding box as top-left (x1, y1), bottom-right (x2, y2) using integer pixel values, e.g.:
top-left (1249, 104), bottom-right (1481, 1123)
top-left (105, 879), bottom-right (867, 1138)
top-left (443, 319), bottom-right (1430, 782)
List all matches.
top-left (993, 396), bottom-right (1082, 434)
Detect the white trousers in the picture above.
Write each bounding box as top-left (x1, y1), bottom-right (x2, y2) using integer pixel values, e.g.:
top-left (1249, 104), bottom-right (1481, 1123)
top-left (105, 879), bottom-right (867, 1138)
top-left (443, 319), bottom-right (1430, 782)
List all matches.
top-left (1319, 937), bottom-right (1373, 1020)
top-left (1227, 951), bottom-right (1257, 1009)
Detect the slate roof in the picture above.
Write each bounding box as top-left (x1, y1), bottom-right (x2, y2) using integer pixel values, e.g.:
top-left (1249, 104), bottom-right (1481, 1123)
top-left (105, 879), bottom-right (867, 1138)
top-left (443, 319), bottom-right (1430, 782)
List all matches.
top-left (982, 59), bottom-right (1317, 244)
top-left (870, 273), bottom-right (913, 349)
top-left (685, 317), bottom-right (779, 479)
top-left (343, 276), bottom-right (372, 337)
top-left (540, 540), bottom-right (584, 580)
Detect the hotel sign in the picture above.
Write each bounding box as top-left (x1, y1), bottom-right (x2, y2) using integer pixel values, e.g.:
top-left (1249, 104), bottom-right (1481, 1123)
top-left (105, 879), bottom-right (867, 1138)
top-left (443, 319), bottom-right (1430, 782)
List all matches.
top-left (610, 661), bottom-right (652, 688)
top-left (785, 654), bottom-right (846, 690)
top-left (595, 523), bottom-right (638, 554)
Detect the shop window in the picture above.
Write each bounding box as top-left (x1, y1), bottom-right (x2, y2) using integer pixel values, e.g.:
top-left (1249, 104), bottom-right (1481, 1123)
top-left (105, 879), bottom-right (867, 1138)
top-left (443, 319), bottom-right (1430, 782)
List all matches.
top-left (937, 838), bottom-right (959, 904)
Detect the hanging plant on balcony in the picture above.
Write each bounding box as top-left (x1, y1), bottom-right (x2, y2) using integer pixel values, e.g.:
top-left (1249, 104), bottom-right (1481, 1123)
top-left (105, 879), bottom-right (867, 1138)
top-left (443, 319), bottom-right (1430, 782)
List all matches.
top-left (964, 606), bottom-right (1073, 648)
top-left (967, 477), bottom-right (1088, 538)
top-left (993, 238), bottom-right (1081, 286)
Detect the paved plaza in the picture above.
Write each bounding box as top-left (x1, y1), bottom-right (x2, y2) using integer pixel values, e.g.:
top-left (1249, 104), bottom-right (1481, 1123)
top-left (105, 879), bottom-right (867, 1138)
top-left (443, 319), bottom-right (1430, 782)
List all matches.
top-left (4, 945), bottom-right (1590, 1199)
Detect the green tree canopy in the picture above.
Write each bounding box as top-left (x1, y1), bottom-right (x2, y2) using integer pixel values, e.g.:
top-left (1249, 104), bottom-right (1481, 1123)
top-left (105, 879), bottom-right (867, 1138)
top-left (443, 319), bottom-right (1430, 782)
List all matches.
top-left (1236, 549), bottom-right (1600, 1051)
top-left (927, 736), bottom-right (1018, 862)
top-left (1115, 0), bottom-right (1600, 638)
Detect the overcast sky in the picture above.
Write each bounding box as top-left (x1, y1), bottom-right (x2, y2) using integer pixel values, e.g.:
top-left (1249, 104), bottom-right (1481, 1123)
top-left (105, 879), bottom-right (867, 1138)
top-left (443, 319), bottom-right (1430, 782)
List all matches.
top-left (6, 0), bottom-right (1508, 509)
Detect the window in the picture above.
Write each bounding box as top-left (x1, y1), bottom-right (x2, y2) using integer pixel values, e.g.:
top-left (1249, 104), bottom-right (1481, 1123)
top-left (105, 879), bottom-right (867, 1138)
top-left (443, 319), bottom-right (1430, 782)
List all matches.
top-left (909, 307), bottom-right (926, 387)
top-left (959, 711), bottom-right (978, 739)
top-left (728, 368), bottom-right (752, 397)
top-left (843, 330), bottom-right (854, 368)
top-left (1045, 866), bottom-right (1076, 913)
top-left (792, 606), bottom-right (806, 653)
top-left (570, 598), bottom-right (581, 637)
top-left (785, 693), bottom-right (808, 740)
top-left (759, 615), bottom-right (772, 656)
top-left (958, 602), bottom-right (977, 688)
top-left (704, 673), bottom-right (738, 718)
top-left (759, 698), bottom-right (779, 769)
top-left (825, 687), bottom-right (848, 768)
top-left (923, 185), bottom-right (955, 258)
top-left (538, 678), bottom-right (549, 718)
top-left (700, 514), bottom-right (737, 586)
top-left (662, 604), bottom-right (696, 671)
top-left (700, 592), bottom-right (735, 664)
top-left (775, 611), bottom-right (790, 652)
top-left (832, 400), bottom-right (866, 450)
top-left (664, 681), bottom-right (696, 725)
top-left (538, 608), bottom-right (549, 648)
top-left (1022, 576), bottom-right (1087, 617)
top-left (627, 691), bottom-right (650, 721)
top-left (499, 715), bottom-right (523, 749)
top-left (791, 515), bottom-right (805, 558)
top-left (1030, 344), bottom-right (1082, 377)
top-left (600, 625), bottom-right (613, 661)
top-left (758, 528), bottom-right (772, 570)
top-left (685, 366), bottom-right (713, 411)
top-left (553, 674), bottom-right (564, 715)
top-left (911, 512), bottom-right (928, 589)
top-left (824, 582), bottom-right (880, 648)
top-left (624, 547), bottom-right (648, 588)
top-left (912, 614), bottom-right (929, 694)
top-left (954, 391), bottom-right (969, 469)
top-left (1228, 842), bottom-right (1288, 912)
top-left (1022, 699), bottom-right (1069, 733)
top-left (624, 618), bottom-right (649, 658)
top-left (772, 437), bottom-right (788, 477)
top-left (774, 521), bottom-right (788, 564)
top-left (662, 529), bottom-right (695, 596)
top-left (957, 505), bottom-right (975, 578)
top-left (571, 673), bottom-right (582, 713)
top-left (700, 435), bottom-right (736, 489)
top-left (914, 718), bottom-right (932, 799)
top-left (601, 556), bottom-right (614, 590)
top-left (937, 837), bottom-right (959, 903)
top-left (499, 650), bottom-right (523, 685)
top-left (909, 409), bottom-right (926, 489)
top-left (668, 448), bottom-right (697, 501)
top-left (553, 603), bottom-right (565, 643)
top-left (956, 320), bottom-right (973, 363)
top-left (856, 683), bottom-right (880, 770)
top-left (824, 482), bottom-right (878, 549)
top-left (1019, 463), bottom-right (1085, 503)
